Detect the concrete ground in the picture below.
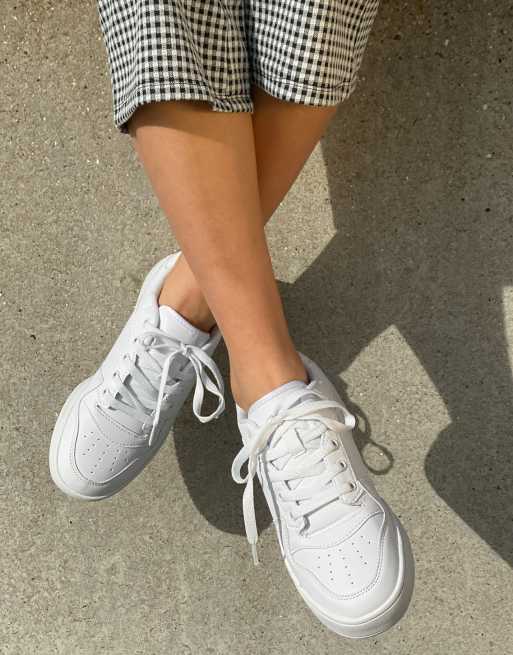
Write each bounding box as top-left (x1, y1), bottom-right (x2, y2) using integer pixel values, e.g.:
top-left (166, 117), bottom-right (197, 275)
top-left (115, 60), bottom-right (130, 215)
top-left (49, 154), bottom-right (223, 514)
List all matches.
top-left (1, 1), bottom-right (512, 653)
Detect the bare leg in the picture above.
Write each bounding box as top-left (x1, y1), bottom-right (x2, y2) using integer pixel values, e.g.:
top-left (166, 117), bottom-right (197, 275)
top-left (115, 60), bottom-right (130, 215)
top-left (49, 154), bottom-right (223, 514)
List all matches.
top-left (130, 97), bottom-right (338, 409)
top-left (158, 86), bottom-right (338, 330)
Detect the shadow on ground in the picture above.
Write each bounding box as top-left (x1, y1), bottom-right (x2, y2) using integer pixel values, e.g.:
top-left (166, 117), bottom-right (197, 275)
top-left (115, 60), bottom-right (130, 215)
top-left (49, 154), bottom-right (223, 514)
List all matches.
top-left (174, 0), bottom-right (513, 566)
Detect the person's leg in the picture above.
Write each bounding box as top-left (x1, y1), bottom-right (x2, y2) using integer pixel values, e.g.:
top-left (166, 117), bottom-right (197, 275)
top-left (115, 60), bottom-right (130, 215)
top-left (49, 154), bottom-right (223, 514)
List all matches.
top-left (129, 97), bottom-right (336, 410)
top-left (157, 86), bottom-right (338, 333)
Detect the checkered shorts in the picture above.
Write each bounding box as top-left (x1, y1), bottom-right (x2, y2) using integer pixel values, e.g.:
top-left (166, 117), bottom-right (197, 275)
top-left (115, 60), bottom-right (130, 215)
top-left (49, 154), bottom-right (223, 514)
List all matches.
top-left (97, 0), bottom-right (380, 134)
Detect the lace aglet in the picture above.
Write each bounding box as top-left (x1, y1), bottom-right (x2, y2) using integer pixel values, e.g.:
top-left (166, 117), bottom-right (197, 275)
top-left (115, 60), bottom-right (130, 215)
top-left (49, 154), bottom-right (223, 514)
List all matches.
top-left (251, 543), bottom-right (259, 566)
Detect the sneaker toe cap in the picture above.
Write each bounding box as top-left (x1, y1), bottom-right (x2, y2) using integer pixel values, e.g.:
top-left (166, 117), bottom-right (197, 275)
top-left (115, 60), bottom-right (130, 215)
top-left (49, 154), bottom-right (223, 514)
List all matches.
top-left (290, 509), bottom-right (411, 624)
top-left (51, 383), bottom-right (144, 499)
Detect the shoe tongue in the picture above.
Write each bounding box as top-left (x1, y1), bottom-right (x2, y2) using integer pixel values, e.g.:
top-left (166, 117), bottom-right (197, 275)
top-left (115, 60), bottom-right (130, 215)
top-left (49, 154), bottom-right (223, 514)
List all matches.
top-left (158, 305), bottom-right (210, 347)
top-left (113, 306), bottom-right (210, 428)
top-left (132, 305), bottom-right (210, 401)
top-left (247, 380), bottom-right (315, 426)
top-left (248, 379), bottom-right (354, 533)
top-left (248, 380), bottom-right (324, 463)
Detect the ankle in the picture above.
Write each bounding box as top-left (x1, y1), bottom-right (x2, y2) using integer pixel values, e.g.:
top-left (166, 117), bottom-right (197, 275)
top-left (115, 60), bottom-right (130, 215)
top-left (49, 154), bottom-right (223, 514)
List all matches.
top-left (230, 350), bottom-right (308, 412)
top-left (159, 257), bottom-right (216, 332)
top-left (160, 285), bottom-right (215, 332)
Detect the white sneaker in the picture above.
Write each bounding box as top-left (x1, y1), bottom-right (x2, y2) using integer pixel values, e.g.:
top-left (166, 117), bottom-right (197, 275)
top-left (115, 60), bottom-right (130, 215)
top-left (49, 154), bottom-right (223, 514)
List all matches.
top-left (232, 353), bottom-right (414, 638)
top-left (49, 252), bottom-right (225, 500)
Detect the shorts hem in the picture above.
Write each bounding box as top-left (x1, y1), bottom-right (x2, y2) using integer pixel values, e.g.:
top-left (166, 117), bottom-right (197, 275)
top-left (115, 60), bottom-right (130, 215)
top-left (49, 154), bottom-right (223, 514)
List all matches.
top-left (112, 73), bottom-right (361, 134)
top-left (250, 70), bottom-right (359, 107)
top-left (113, 82), bottom-right (254, 134)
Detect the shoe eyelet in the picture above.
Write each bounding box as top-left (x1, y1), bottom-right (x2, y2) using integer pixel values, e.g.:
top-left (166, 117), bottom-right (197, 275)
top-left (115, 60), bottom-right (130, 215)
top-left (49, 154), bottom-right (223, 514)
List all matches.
top-left (339, 461), bottom-right (347, 471)
top-left (348, 482), bottom-right (357, 492)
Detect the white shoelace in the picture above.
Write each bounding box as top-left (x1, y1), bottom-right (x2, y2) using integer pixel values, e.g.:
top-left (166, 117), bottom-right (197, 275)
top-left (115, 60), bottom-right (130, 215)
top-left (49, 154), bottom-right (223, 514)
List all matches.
top-left (231, 394), bottom-right (356, 565)
top-left (101, 322), bottom-right (225, 446)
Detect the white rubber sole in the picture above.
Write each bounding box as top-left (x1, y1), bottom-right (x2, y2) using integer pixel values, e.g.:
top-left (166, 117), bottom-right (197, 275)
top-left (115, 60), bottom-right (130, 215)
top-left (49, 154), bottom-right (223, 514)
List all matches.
top-left (285, 519), bottom-right (415, 639)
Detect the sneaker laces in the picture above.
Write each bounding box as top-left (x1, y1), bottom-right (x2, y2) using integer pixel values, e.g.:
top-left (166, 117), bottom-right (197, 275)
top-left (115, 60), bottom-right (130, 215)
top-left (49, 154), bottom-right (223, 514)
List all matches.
top-left (100, 321), bottom-right (225, 446)
top-left (231, 392), bottom-right (356, 565)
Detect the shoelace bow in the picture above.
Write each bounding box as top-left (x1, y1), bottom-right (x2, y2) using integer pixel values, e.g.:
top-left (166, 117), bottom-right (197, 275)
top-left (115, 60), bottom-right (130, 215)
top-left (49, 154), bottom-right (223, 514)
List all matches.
top-left (101, 322), bottom-right (225, 446)
top-left (231, 394), bottom-right (357, 565)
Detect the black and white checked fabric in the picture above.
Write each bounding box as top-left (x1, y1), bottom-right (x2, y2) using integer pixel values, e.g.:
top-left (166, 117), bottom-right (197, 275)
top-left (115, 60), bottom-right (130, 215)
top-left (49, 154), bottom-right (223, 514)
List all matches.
top-left (97, 0), bottom-right (380, 134)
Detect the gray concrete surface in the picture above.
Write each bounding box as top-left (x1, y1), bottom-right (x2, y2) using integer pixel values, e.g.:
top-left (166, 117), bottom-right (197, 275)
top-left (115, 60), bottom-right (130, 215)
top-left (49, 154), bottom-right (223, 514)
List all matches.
top-left (1, 1), bottom-right (512, 653)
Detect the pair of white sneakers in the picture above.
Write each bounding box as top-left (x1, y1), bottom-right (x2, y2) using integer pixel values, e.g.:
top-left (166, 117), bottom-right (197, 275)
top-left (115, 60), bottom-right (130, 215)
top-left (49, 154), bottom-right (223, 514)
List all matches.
top-left (49, 252), bottom-right (414, 639)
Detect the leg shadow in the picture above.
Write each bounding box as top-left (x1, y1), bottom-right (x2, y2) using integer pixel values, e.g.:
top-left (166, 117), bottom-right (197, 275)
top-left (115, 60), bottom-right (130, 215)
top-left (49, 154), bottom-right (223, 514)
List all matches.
top-left (174, 0), bottom-right (513, 566)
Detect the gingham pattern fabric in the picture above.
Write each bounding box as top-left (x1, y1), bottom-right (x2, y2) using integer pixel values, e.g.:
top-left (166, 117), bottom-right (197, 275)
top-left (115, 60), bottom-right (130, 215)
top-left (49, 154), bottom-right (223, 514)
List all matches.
top-left (97, 0), bottom-right (380, 134)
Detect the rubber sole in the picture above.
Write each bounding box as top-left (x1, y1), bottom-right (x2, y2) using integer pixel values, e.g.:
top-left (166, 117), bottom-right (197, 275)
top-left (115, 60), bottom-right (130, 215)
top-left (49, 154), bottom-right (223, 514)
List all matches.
top-left (285, 519), bottom-right (415, 639)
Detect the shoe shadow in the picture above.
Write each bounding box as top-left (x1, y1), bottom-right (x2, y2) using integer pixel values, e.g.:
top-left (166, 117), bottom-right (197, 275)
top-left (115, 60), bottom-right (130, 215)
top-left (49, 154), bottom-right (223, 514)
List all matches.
top-left (174, 0), bottom-right (513, 565)
top-left (173, 343), bottom-right (271, 536)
